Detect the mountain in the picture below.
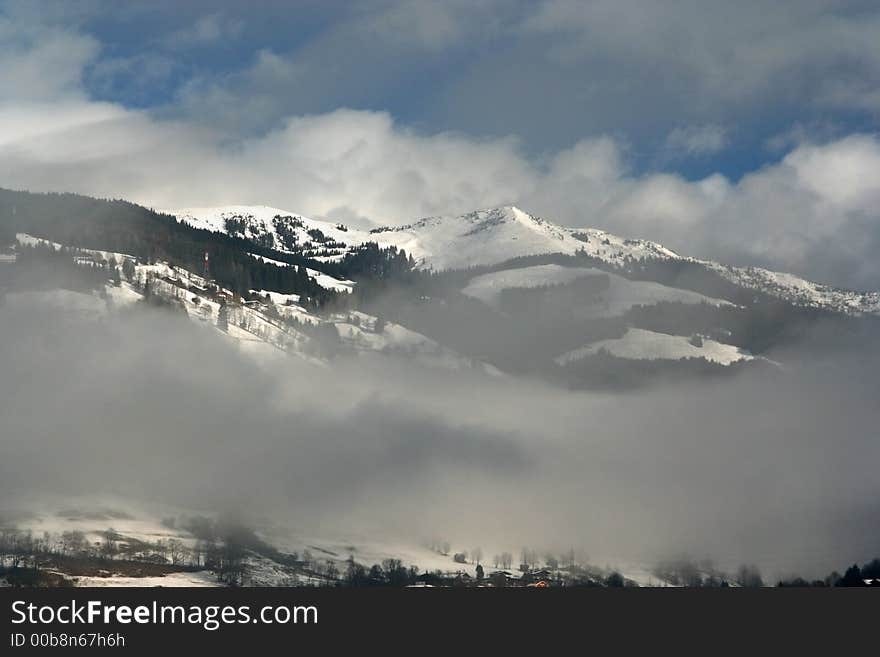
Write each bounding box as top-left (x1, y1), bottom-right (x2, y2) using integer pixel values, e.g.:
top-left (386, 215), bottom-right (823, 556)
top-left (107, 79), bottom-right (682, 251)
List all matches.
top-left (172, 205), bottom-right (368, 263)
top-left (172, 204), bottom-right (880, 317)
top-left (3, 188), bottom-right (878, 388)
top-left (4, 231), bottom-right (494, 374)
top-left (172, 204), bottom-right (685, 271)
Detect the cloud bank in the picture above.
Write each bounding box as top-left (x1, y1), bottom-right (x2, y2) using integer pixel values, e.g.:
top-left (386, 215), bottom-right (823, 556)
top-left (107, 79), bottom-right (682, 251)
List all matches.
top-left (3, 94), bottom-right (880, 289)
top-left (1, 294), bottom-right (879, 578)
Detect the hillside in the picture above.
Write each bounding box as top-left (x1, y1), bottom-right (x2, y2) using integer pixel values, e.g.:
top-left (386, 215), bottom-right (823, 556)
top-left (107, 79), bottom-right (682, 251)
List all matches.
top-left (3, 231), bottom-right (496, 374)
top-left (2, 188), bottom-right (878, 387)
top-left (173, 204), bottom-right (880, 316)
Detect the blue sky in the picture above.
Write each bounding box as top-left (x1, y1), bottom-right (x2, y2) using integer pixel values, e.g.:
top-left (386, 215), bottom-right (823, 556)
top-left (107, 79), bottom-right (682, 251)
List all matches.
top-left (46, 0), bottom-right (876, 180)
top-left (2, 1), bottom-right (880, 288)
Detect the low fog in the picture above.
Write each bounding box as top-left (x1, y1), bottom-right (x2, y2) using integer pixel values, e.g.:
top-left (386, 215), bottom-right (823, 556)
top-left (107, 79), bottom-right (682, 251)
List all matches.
top-left (1, 297), bottom-right (879, 579)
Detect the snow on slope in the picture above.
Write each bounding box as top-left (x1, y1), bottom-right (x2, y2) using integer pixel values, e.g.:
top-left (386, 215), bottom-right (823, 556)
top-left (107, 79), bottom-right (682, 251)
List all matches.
top-left (11, 233), bottom-right (490, 372)
top-left (16, 233), bottom-right (135, 267)
top-left (555, 328), bottom-right (753, 366)
top-left (73, 573), bottom-right (220, 587)
top-left (171, 205), bottom-right (676, 271)
top-left (368, 206), bottom-right (680, 270)
top-left (462, 263), bottom-right (597, 303)
top-left (105, 283), bottom-right (143, 308)
top-left (462, 263), bottom-right (734, 315)
top-left (700, 261), bottom-right (880, 315)
top-left (2, 496), bottom-right (652, 587)
top-left (173, 205), bottom-right (374, 263)
top-left (169, 205), bottom-right (880, 316)
top-left (332, 311), bottom-right (502, 374)
top-left (386, 207), bottom-right (880, 315)
top-left (247, 253), bottom-right (355, 293)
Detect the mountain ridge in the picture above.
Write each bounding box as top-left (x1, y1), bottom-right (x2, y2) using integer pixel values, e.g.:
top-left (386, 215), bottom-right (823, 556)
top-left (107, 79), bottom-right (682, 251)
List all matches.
top-left (170, 203), bottom-right (880, 316)
top-left (3, 187), bottom-right (873, 389)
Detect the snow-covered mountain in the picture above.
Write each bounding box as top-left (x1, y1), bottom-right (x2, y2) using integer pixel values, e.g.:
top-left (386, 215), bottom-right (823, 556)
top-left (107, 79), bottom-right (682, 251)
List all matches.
top-left (172, 205), bottom-right (680, 269)
top-left (8, 233), bottom-right (495, 374)
top-left (5, 189), bottom-right (878, 382)
top-left (171, 204), bottom-right (880, 317)
top-left (173, 205), bottom-right (367, 263)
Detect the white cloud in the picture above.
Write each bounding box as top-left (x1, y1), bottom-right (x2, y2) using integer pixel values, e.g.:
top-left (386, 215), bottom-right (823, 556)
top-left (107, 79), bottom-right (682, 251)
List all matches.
top-left (7, 2), bottom-right (880, 144)
top-left (783, 135), bottom-right (880, 212)
top-left (163, 12), bottom-right (244, 50)
top-left (0, 17), bottom-right (98, 102)
top-left (356, 0), bottom-right (497, 50)
top-left (664, 124), bottom-right (728, 157)
top-left (3, 92), bottom-right (879, 289)
top-left (2, 11), bottom-right (880, 290)
top-left (522, 0), bottom-right (880, 114)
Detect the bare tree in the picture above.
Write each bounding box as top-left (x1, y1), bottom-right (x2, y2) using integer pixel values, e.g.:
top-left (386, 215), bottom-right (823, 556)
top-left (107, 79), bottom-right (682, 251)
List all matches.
top-left (168, 539), bottom-right (187, 566)
top-left (155, 539), bottom-right (168, 563)
top-left (736, 564), bottom-right (764, 588)
top-left (101, 529), bottom-right (118, 561)
top-left (471, 547), bottom-right (483, 565)
top-left (520, 547), bottom-right (538, 571)
top-left (61, 530), bottom-right (87, 556)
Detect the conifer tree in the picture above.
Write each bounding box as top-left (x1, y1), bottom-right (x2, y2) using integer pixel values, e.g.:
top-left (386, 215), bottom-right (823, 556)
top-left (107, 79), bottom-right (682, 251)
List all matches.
top-left (217, 302), bottom-right (229, 332)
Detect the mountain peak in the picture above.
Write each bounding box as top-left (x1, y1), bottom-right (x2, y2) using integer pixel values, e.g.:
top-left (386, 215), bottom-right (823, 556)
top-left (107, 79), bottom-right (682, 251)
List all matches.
top-left (471, 204), bottom-right (531, 221)
top-left (488, 203), bottom-right (526, 215)
top-left (166, 201), bottom-right (880, 316)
